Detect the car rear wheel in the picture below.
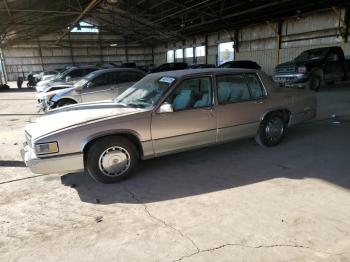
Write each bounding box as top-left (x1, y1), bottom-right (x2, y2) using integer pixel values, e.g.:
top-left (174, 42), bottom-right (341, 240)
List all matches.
top-left (255, 113), bottom-right (286, 147)
top-left (86, 136), bottom-right (138, 183)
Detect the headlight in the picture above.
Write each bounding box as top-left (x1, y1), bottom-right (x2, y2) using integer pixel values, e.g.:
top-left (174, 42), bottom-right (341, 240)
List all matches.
top-left (297, 66), bottom-right (307, 74)
top-left (35, 142), bottom-right (59, 155)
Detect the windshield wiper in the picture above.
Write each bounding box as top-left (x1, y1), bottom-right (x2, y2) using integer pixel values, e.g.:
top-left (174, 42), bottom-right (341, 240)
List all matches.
top-left (126, 103), bottom-right (146, 108)
top-left (115, 102), bottom-right (128, 107)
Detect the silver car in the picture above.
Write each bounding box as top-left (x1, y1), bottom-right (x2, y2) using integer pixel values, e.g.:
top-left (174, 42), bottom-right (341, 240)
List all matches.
top-left (22, 68), bottom-right (316, 183)
top-left (37, 68), bottom-right (145, 111)
top-left (35, 66), bottom-right (100, 92)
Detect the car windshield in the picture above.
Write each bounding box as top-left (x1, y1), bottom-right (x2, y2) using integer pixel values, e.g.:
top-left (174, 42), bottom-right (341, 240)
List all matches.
top-left (55, 68), bottom-right (72, 80)
top-left (73, 71), bottom-right (99, 88)
top-left (114, 74), bottom-right (176, 108)
top-left (294, 48), bottom-right (328, 62)
top-left (218, 62), bottom-right (231, 68)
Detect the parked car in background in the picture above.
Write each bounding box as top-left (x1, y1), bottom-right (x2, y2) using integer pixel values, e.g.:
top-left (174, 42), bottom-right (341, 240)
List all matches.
top-left (218, 60), bottom-right (262, 70)
top-left (151, 62), bottom-right (188, 73)
top-left (97, 62), bottom-right (118, 69)
top-left (34, 70), bottom-right (59, 82)
top-left (35, 66), bottom-right (100, 92)
top-left (121, 62), bottom-right (137, 68)
top-left (23, 68), bottom-right (316, 183)
top-left (190, 64), bottom-right (216, 69)
top-left (273, 46), bottom-right (350, 91)
top-left (36, 68), bottom-right (145, 112)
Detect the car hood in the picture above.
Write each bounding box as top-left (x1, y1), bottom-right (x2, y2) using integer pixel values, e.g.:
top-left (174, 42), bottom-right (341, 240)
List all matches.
top-left (36, 77), bottom-right (81, 90)
top-left (37, 86), bottom-right (75, 100)
top-left (42, 84), bottom-right (74, 94)
top-left (275, 61), bottom-right (297, 68)
top-left (26, 102), bottom-right (147, 141)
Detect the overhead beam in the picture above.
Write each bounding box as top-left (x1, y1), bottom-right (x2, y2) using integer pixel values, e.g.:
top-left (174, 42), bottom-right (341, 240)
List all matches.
top-left (0, 8), bottom-right (82, 14)
top-left (55, 0), bottom-right (103, 45)
top-left (185, 0), bottom-right (292, 30)
top-left (2, 0), bottom-right (11, 17)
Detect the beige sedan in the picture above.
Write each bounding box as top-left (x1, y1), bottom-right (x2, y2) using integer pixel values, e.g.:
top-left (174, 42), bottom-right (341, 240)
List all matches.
top-left (22, 68), bottom-right (316, 183)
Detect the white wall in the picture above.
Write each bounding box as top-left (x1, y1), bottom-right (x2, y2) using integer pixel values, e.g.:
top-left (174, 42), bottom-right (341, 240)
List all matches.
top-left (3, 8), bottom-right (350, 80)
top-left (3, 32), bottom-right (154, 81)
top-left (155, 8), bottom-right (350, 75)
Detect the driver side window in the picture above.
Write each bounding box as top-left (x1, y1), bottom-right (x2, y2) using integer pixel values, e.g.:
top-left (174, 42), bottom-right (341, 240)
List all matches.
top-left (327, 52), bottom-right (339, 61)
top-left (89, 73), bottom-right (108, 88)
top-left (165, 77), bottom-right (212, 111)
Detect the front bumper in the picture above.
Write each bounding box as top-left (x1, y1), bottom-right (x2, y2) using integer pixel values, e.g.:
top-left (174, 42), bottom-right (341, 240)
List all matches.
top-left (21, 143), bottom-right (84, 174)
top-left (272, 74), bottom-right (309, 87)
top-left (36, 98), bottom-right (54, 112)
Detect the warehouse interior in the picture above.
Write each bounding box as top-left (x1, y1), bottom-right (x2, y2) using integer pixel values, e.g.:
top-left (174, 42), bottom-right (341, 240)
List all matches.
top-left (0, 0), bottom-right (349, 80)
top-left (1, 1), bottom-right (350, 261)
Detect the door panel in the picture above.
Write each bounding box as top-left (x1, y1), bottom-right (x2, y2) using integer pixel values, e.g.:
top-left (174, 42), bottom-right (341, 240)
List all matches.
top-left (81, 72), bottom-right (116, 102)
top-left (152, 108), bottom-right (216, 155)
top-left (151, 76), bottom-right (216, 155)
top-left (216, 102), bottom-right (261, 142)
top-left (81, 84), bottom-right (116, 102)
top-left (216, 74), bottom-right (266, 143)
top-left (324, 51), bottom-right (344, 80)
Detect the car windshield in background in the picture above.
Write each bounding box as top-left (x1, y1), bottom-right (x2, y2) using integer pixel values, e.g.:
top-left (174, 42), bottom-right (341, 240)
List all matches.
top-left (73, 71), bottom-right (98, 88)
top-left (56, 68), bottom-right (71, 79)
top-left (294, 49), bottom-right (328, 62)
top-left (115, 75), bottom-right (176, 108)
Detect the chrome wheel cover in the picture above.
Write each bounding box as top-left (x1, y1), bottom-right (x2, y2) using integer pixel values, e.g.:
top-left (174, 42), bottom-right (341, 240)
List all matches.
top-left (265, 117), bottom-right (284, 142)
top-left (98, 146), bottom-right (131, 177)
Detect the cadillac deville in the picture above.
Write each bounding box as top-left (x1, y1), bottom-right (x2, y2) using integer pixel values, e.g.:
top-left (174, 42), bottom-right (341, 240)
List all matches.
top-left (22, 68), bottom-right (317, 183)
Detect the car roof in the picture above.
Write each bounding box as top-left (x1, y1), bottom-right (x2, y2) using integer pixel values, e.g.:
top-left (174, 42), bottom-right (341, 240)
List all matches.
top-left (91, 68), bottom-right (145, 76)
top-left (149, 68), bottom-right (258, 78)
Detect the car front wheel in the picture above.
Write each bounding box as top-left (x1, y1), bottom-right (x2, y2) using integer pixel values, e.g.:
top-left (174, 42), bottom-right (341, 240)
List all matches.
top-left (86, 136), bottom-right (138, 183)
top-left (255, 113), bottom-right (286, 147)
top-left (308, 74), bottom-right (322, 91)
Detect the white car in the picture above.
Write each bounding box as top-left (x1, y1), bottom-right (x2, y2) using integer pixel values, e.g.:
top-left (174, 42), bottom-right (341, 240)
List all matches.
top-left (37, 68), bottom-right (145, 112)
top-left (35, 66), bottom-right (99, 92)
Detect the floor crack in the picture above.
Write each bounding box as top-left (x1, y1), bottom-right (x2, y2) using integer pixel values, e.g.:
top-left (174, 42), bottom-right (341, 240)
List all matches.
top-left (173, 242), bottom-right (345, 262)
top-left (122, 185), bottom-right (200, 253)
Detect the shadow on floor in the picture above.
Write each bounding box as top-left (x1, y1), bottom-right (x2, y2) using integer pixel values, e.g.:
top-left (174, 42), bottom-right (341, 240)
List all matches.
top-left (0, 88), bottom-right (35, 93)
top-left (0, 160), bottom-right (26, 167)
top-left (61, 118), bottom-right (350, 204)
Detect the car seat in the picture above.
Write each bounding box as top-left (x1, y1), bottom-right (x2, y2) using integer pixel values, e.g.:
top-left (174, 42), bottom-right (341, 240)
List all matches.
top-left (218, 82), bottom-right (232, 103)
top-left (194, 93), bottom-right (209, 108)
top-left (172, 89), bottom-right (194, 110)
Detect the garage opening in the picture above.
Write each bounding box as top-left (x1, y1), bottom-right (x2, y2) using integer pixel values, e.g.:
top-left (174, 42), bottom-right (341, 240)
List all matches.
top-left (218, 42), bottom-right (235, 66)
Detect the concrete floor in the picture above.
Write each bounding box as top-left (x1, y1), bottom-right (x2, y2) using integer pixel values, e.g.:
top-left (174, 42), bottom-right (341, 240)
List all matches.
top-left (0, 82), bottom-right (350, 261)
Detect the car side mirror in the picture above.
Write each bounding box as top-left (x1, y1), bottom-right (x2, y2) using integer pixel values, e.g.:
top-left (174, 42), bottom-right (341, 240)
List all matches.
top-left (158, 102), bottom-right (173, 113)
top-left (65, 76), bottom-right (71, 82)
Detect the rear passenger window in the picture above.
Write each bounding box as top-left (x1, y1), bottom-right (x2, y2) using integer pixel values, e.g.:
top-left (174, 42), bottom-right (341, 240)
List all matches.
top-left (118, 72), bottom-right (143, 83)
top-left (91, 73), bottom-right (108, 86)
top-left (217, 75), bottom-right (251, 104)
top-left (67, 69), bottom-right (85, 78)
top-left (245, 74), bottom-right (266, 99)
top-left (166, 77), bottom-right (212, 111)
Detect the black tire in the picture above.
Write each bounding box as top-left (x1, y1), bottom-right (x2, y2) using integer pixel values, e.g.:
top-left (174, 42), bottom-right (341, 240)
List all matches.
top-left (86, 136), bottom-right (138, 183)
top-left (255, 112), bottom-right (286, 147)
top-left (308, 74), bottom-right (322, 91)
top-left (55, 99), bottom-right (76, 108)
